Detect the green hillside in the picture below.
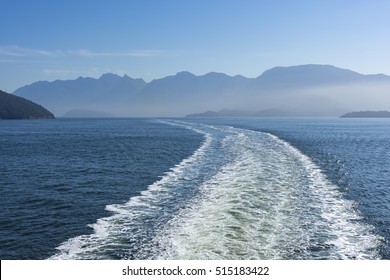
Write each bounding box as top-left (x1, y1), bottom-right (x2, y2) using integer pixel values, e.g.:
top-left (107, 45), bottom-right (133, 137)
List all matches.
top-left (0, 90), bottom-right (54, 119)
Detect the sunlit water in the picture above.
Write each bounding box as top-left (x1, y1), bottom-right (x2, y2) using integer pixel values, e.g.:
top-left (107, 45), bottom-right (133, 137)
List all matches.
top-left (1, 118), bottom-right (389, 259)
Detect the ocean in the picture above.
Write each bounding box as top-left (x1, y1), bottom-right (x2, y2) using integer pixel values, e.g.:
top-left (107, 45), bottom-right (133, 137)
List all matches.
top-left (0, 118), bottom-right (389, 259)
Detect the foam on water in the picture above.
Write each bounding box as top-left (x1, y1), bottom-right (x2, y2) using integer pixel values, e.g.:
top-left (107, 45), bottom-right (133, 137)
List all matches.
top-left (49, 121), bottom-right (382, 260)
top-left (153, 127), bottom-right (381, 259)
top-left (49, 121), bottom-right (213, 259)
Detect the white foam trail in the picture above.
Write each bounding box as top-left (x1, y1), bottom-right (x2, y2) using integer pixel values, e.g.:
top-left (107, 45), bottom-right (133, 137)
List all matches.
top-left (153, 127), bottom-right (382, 260)
top-left (49, 121), bottom-right (212, 259)
top-left (267, 133), bottom-right (382, 259)
top-left (49, 121), bottom-right (382, 260)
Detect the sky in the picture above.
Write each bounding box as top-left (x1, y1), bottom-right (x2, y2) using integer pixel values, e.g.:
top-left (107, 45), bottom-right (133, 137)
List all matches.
top-left (1, 0), bottom-right (390, 92)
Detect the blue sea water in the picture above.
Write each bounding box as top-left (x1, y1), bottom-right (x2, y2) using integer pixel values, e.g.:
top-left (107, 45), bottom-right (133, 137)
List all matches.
top-left (0, 118), bottom-right (389, 259)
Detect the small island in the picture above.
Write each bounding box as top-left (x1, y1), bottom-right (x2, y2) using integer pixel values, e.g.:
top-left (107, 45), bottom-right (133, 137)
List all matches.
top-left (0, 90), bottom-right (55, 119)
top-left (340, 111), bottom-right (390, 118)
top-left (186, 108), bottom-right (297, 118)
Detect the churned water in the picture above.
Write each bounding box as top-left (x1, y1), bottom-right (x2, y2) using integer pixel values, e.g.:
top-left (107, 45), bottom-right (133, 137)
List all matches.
top-left (0, 118), bottom-right (389, 259)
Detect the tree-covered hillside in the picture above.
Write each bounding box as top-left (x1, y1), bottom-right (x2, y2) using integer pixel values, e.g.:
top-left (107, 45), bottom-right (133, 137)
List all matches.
top-left (0, 90), bottom-right (54, 119)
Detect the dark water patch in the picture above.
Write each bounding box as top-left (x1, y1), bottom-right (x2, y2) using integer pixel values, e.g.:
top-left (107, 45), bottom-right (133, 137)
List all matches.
top-left (0, 119), bottom-right (203, 259)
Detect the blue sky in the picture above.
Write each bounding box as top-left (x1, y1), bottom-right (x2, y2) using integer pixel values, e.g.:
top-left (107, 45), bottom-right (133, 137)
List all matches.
top-left (1, 0), bottom-right (390, 92)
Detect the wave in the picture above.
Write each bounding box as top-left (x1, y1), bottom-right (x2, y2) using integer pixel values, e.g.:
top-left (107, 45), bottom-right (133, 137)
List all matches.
top-left (49, 121), bottom-right (382, 260)
top-left (49, 121), bottom-right (213, 259)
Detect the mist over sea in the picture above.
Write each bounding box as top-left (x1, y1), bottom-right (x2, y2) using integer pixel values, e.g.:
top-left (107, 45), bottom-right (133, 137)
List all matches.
top-left (1, 118), bottom-right (389, 259)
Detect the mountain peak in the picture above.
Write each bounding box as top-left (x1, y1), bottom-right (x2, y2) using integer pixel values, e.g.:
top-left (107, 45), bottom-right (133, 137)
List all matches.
top-left (260, 64), bottom-right (361, 76)
top-left (175, 71), bottom-right (196, 77)
top-left (254, 64), bottom-right (364, 89)
top-left (202, 72), bottom-right (230, 78)
top-left (99, 73), bottom-right (122, 80)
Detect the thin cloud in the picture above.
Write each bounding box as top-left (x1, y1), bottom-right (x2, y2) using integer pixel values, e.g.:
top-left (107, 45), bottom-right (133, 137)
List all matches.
top-left (68, 49), bottom-right (175, 57)
top-left (42, 69), bottom-right (83, 77)
top-left (0, 46), bottom-right (30, 56)
top-left (0, 45), bottom-right (176, 58)
top-left (0, 46), bottom-right (61, 57)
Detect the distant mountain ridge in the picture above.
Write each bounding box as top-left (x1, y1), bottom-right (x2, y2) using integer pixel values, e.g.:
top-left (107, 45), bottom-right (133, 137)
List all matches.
top-left (340, 111), bottom-right (390, 118)
top-left (13, 64), bottom-right (390, 117)
top-left (14, 73), bottom-right (146, 111)
top-left (0, 90), bottom-right (54, 119)
top-left (187, 108), bottom-right (298, 118)
top-left (251, 65), bottom-right (361, 90)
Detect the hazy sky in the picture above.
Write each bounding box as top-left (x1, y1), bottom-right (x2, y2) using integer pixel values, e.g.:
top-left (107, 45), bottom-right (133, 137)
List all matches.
top-left (1, 0), bottom-right (390, 92)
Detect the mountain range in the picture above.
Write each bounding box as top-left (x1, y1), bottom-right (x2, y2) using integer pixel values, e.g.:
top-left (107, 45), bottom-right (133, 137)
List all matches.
top-left (13, 64), bottom-right (390, 117)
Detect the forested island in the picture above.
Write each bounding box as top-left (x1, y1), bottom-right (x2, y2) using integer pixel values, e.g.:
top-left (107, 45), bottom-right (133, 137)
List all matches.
top-left (0, 90), bottom-right (55, 119)
top-left (340, 111), bottom-right (390, 118)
